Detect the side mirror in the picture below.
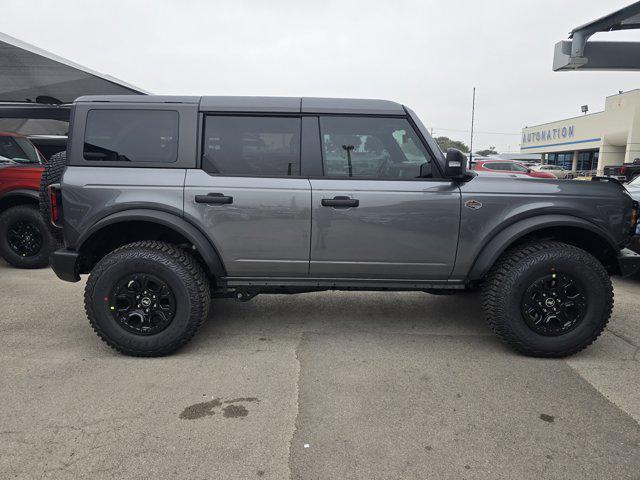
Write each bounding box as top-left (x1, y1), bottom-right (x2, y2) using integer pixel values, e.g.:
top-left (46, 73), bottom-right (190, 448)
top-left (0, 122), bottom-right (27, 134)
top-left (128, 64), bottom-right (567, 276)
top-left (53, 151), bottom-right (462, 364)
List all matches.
top-left (444, 148), bottom-right (467, 179)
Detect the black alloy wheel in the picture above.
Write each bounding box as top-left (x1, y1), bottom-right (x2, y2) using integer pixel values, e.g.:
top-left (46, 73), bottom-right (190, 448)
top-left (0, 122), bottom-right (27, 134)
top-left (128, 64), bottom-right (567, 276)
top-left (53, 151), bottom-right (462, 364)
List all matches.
top-left (521, 272), bottom-right (587, 336)
top-left (7, 220), bottom-right (43, 258)
top-left (110, 273), bottom-right (177, 335)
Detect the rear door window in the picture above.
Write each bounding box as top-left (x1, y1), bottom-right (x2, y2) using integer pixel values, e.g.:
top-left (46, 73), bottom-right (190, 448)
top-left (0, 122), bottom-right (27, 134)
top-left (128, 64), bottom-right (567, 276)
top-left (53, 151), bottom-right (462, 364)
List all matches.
top-left (202, 116), bottom-right (300, 176)
top-left (84, 110), bottom-right (179, 163)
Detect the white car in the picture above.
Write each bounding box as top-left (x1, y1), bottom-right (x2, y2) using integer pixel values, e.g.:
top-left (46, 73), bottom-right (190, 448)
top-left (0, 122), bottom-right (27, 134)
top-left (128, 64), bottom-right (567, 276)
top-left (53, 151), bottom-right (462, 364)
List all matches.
top-left (531, 164), bottom-right (572, 179)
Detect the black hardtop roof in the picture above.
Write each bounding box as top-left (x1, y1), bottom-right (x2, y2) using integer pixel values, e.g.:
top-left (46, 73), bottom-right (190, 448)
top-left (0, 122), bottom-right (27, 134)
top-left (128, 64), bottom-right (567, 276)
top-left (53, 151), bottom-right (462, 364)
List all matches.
top-left (73, 95), bottom-right (406, 115)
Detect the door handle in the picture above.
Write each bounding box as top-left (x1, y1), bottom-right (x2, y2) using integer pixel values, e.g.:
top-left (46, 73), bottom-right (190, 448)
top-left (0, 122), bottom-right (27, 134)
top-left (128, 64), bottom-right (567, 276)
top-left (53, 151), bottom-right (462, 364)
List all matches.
top-left (321, 196), bottom-right (359, 208)
top-left (195, 193), bottom-right (233, 204)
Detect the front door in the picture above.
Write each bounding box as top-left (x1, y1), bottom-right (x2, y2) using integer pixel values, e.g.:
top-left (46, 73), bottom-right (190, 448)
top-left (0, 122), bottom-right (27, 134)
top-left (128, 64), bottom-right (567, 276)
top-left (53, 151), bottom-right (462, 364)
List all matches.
top-left (184, 115), bottom-right (311, 277)
top-left (309, 116), bottom-right (461, 280)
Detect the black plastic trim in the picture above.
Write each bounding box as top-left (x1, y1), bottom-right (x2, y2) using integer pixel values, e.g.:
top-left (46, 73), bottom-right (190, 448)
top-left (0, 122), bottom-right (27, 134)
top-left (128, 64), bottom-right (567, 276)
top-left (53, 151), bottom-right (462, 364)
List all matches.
top-left (617, 248), bottom-right (640, 277)
top-left (75, 209), bottom-right (226, 277)
top-left (49, 248), bottom-right (81, 282)
top-left (467, 214), bottom-right (620, 280)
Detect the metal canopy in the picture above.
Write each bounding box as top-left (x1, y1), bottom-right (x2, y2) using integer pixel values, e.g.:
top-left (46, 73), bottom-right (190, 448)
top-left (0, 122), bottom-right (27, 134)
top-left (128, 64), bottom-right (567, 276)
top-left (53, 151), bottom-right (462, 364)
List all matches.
top-left (0, 32), bottom-right (148, 103)
top-left (553, 1), bottom-right (640, 71)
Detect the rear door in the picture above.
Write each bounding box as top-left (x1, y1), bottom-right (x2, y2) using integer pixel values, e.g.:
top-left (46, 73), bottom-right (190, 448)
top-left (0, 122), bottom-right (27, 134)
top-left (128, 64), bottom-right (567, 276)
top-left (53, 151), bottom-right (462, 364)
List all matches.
top-left (184, 115), bottom-right (311, 277)
top-left (309, 116), bottom-right (461, 280)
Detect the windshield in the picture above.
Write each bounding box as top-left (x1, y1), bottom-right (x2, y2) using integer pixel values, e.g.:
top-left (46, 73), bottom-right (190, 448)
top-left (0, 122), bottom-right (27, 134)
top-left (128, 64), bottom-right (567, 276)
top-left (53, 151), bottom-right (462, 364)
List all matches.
top-left (0, 136), bottom-right (41, 164)
top-left (630, 175), bottom-right (640, 186)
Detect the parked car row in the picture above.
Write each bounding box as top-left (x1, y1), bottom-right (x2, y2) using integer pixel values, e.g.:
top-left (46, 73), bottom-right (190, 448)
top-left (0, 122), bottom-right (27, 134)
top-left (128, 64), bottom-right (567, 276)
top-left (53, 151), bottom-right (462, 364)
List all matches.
top-left (471, 159), bottom-right (558, 178)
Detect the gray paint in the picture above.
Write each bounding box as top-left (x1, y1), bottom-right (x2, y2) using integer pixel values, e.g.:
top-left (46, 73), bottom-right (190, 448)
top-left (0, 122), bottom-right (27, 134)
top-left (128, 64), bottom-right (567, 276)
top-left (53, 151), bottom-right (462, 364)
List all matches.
top-left (183, 171), bottom-right (312, 277)
top-left (53, 96), bottom-right (639, 286)
top-left (61, 166), bottom-right (186, 248)
top-left (309, 179), bottom-right (460, 279)
top-left (453, 176), bottom-right (634, 280)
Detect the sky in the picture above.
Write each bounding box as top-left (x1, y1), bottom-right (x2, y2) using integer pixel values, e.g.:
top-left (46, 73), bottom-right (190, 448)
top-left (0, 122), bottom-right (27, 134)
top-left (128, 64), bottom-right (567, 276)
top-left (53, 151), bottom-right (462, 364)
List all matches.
top-left (2, 0), bottom-right (640, 153)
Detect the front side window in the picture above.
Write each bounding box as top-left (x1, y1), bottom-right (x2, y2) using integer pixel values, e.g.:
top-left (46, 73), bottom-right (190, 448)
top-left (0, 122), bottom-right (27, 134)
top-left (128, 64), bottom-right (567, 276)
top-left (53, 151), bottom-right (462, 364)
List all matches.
top-left (319, 116), bottom-right (434, 179)
top-left (202, 116), bottom-right (300, 176)
top-left (84, 110), bottom-right (179, 163)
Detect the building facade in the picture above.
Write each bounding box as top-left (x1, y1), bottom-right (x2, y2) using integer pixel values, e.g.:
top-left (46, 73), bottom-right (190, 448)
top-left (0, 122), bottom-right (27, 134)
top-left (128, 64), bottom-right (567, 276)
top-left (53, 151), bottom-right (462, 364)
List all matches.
top-left (521, 89), bottom-right (640, 174)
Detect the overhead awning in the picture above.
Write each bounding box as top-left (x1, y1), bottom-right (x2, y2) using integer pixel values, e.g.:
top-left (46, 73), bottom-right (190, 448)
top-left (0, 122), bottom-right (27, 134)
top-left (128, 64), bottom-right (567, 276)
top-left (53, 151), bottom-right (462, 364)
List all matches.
top-left (0, 32), bottom-right (148, 104)
top-left (553, 1), bottom-right (640, 71)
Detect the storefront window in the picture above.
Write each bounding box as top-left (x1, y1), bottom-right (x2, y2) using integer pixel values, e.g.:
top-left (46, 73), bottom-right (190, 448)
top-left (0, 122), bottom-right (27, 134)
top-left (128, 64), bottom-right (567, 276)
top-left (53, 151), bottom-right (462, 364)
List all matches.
top-left (547, 152), bottom-right (573, 169)
top-left (577, 150), bottom-right (598, 171)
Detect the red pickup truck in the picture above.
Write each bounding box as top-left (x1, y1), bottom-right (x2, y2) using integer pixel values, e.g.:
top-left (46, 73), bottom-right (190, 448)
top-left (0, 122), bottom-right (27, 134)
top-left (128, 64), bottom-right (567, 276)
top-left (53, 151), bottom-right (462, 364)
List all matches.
top-left (0, 132), bottom-right (60, 268)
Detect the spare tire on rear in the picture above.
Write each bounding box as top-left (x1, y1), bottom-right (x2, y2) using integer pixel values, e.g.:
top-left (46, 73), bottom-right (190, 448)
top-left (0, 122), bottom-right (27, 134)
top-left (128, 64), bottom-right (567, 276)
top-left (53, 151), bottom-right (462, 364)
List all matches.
top-left (39, 151), bottom-right (67, 241)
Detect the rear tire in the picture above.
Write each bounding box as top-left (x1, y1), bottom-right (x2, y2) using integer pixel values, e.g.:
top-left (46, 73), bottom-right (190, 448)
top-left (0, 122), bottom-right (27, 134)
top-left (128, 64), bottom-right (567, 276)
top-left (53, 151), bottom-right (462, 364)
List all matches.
top-left (0, 205), bottom-right (60, 268)
top-left (482, 241), bottom-right (613, 357)
top-left (84, 241), bottom-right (210, 356)
top-left (39, 150), bottom-right (66, 241)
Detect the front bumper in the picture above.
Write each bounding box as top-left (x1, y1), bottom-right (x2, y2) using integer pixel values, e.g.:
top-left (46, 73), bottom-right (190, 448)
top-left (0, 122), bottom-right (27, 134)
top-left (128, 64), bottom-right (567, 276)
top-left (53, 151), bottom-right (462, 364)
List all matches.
top-left (617, 247), bottom-right (640, 277)
top-left (50, 248), bottom-right (81, 282)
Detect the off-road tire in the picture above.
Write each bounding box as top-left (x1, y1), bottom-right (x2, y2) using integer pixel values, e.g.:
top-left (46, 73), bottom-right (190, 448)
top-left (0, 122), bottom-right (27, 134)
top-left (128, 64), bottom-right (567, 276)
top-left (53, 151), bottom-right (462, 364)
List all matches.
top-left (84, 241), bottom-right (210, 356)
top-left (482, 241), bottom-right (613, 358)
top-left (0, 205), bottom-right (60, 268)
top-left (39, 150), bottom-right (66, 240)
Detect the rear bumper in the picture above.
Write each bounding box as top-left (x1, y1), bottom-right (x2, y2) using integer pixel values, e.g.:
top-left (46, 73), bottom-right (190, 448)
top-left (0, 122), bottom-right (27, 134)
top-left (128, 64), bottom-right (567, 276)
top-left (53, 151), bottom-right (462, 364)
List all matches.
top-left (617, 247), bottom-right (640, 277)
top-left (49, 248), bottom-right (81, 282)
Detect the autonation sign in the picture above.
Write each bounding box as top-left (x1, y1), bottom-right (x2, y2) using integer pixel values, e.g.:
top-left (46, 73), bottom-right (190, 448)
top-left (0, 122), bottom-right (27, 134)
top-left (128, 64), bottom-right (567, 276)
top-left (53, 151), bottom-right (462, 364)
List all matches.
top-left (522, 125), bottom-right (574, 144)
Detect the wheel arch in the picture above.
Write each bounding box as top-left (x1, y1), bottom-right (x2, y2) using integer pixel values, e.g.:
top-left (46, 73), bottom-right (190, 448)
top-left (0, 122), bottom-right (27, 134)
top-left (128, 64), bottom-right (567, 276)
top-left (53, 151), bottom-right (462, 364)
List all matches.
top-left (0, 190), bottom-right (39, 213)
top-left (467, 214), bottom-right (620, 281)
top-left (75, 209), bottom-right (226, 278)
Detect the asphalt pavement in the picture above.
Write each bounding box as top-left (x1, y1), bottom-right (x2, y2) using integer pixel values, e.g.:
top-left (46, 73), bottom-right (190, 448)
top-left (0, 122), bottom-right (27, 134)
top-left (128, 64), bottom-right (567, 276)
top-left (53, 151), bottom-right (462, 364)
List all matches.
top-left (1, 261), bottom-right (639, 479)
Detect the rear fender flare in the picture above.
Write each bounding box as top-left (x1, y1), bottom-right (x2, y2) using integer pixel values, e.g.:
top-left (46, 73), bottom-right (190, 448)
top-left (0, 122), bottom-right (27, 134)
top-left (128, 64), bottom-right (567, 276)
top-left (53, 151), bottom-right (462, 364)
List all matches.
top-left (76, 209), bottom-right (226, 277)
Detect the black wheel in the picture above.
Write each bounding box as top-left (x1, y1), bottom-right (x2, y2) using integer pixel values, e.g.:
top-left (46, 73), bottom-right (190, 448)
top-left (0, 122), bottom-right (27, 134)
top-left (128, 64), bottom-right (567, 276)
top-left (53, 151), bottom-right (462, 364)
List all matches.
top-left (482, 241), bottom-right (613, 357)
top-left (0, 205), bottom-right (60, 268)
top-left (84, 241), bottom-right (210, 356)
top-left (39, 150), bottom-right (66, 240)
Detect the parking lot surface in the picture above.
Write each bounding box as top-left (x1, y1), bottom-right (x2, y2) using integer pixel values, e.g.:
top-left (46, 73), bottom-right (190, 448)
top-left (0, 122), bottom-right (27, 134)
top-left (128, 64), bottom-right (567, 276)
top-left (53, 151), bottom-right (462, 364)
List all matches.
top-left (1, 261), bottom-right (639, 479)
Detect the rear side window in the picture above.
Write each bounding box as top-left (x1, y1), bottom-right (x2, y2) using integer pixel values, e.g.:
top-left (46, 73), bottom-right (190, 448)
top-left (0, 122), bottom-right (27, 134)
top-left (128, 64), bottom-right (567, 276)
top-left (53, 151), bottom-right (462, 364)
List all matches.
top-left (84, 110), bottom-right (179, 163)
top-left (202, 116), bottom-right (300, 176)
top-left (319, 116), bottom-right (433, 179)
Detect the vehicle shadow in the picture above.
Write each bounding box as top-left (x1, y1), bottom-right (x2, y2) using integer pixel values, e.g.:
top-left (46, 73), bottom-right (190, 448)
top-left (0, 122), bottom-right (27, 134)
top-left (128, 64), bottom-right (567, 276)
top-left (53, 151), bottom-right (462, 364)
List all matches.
top-left (193, 290), bottom-right (490, 343)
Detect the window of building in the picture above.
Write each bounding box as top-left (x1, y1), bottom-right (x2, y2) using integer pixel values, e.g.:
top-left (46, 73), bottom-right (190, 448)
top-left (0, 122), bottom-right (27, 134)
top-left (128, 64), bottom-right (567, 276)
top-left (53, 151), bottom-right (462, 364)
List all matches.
top-left (319, 116), bottom-right (433, 179)
top-left (84, 110), bottom-right (179, 163)
top-left (547, 152), bottom-right (573, 170)
top-left (577, 150), bottom-right (599, 171)
top-left (202, 116), bottom-right (300, 176)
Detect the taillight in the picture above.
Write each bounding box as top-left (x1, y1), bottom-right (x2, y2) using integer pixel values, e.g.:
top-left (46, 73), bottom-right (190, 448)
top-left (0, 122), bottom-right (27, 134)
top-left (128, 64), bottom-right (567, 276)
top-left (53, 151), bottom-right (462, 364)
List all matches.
top-left (621, 166), bottom-right (626, 174)
top-left (48, 185), bottom-right (62, 226)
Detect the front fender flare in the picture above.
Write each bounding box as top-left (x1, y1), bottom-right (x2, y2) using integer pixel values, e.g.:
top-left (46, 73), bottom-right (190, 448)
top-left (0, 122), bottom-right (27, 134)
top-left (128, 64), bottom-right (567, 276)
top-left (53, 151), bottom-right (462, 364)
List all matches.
top-left (467, 214), bottom-right (618, 281)
top-left (76, 209), bottom-right (226, 277)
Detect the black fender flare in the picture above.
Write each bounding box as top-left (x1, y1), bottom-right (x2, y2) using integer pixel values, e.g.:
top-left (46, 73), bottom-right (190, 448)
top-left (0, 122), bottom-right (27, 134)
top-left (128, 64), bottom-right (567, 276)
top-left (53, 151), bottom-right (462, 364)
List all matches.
top-left (76, 209), bottom-right (226, 277)
top-left (0, 189), bottom-right (39, 202)
top-left (467, 214), bottom-right (618, 281)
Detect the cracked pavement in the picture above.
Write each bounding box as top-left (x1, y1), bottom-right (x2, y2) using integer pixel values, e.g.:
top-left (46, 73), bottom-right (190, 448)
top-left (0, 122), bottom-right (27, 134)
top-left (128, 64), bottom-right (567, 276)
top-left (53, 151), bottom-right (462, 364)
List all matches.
top-left (1, 261), bottom-right (639, 479)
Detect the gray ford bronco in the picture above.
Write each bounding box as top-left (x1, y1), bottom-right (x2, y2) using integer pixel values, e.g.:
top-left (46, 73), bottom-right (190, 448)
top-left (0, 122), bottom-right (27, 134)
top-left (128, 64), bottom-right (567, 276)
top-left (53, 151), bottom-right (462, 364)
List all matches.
top-left (44, 95), bottom-right (640, 357)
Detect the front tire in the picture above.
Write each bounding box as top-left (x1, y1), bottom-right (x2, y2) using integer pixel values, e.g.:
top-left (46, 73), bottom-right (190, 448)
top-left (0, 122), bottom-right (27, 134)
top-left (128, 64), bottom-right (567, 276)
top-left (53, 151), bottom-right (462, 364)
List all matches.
top-left (482, 241), bottom-right (613, 358)
top-left (84, 241), bottom-right (210, 356)
top-left (0, 204), bottom-right (60, 268)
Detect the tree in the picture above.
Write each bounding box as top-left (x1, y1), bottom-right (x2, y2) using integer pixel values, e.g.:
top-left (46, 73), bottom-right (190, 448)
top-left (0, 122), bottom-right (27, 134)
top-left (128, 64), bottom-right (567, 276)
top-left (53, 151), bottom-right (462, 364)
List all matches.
top-left (435, 136), bottom-right (469, 153)
top-left (475, 146), bottom-right (498, 156)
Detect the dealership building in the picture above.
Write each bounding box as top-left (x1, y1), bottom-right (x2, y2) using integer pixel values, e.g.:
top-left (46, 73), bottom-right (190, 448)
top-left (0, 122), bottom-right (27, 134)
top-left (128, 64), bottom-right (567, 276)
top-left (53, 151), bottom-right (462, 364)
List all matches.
top-left (520, 89), bottom-right (640, 174)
